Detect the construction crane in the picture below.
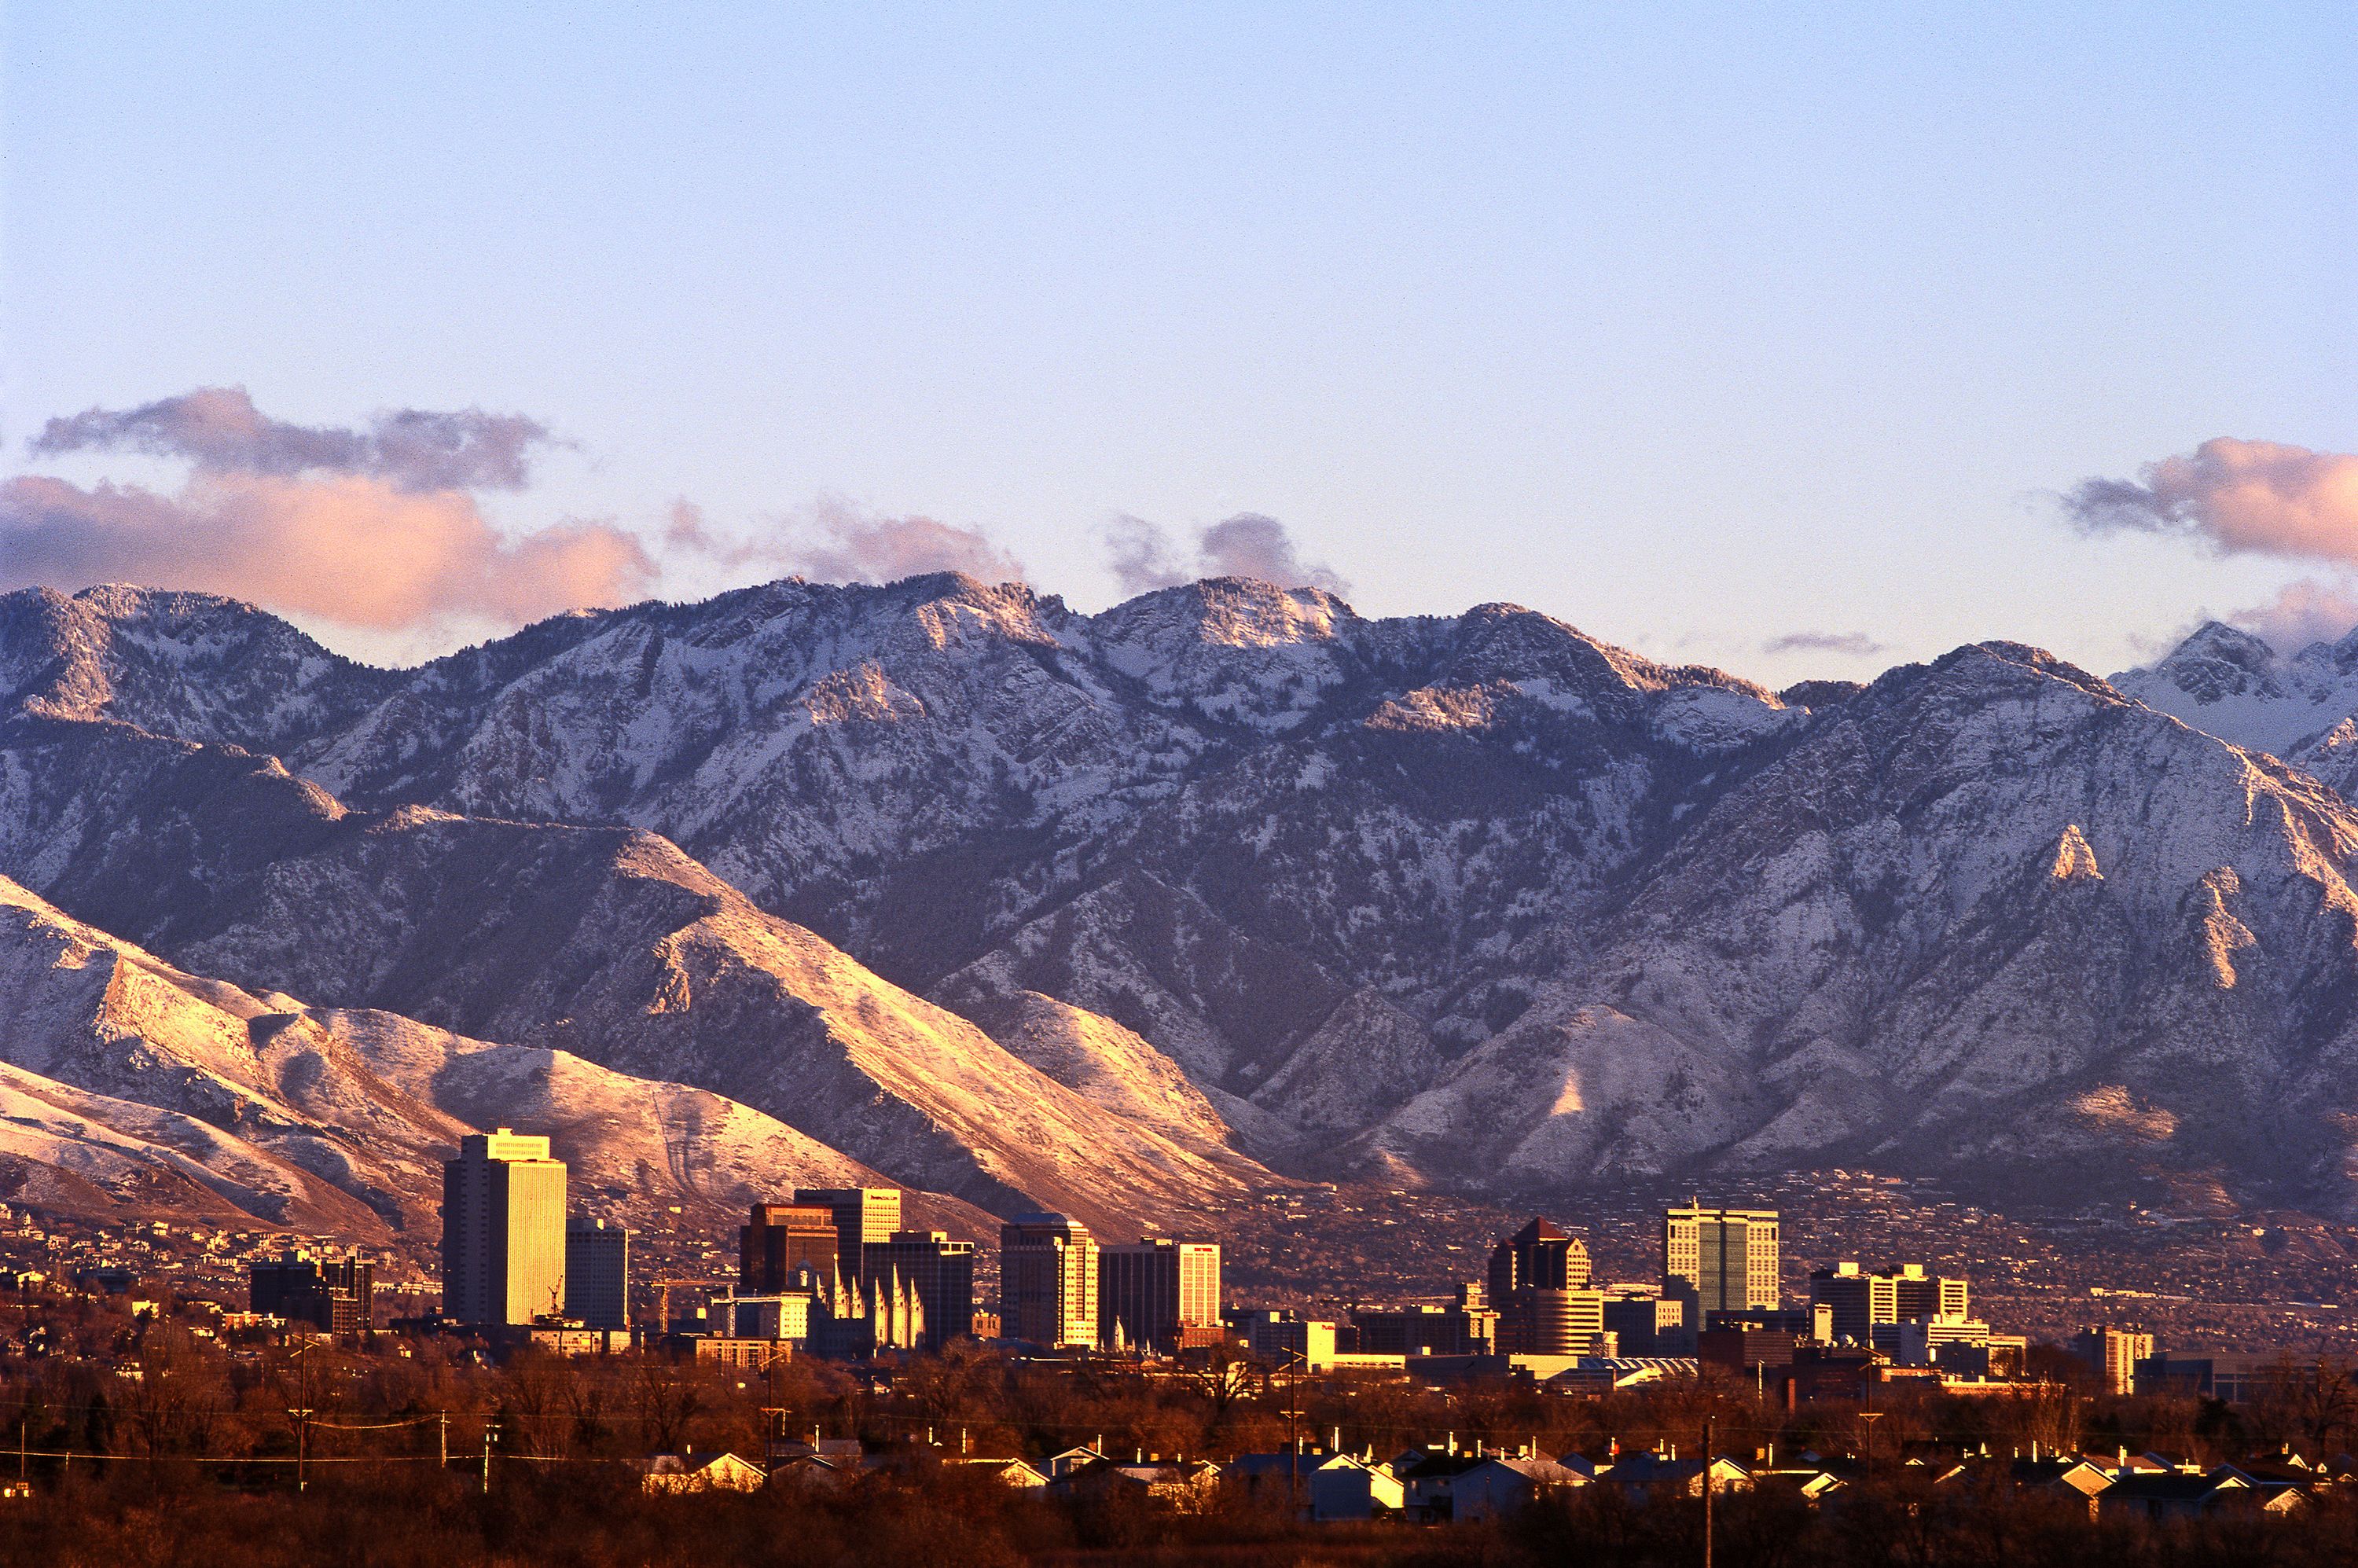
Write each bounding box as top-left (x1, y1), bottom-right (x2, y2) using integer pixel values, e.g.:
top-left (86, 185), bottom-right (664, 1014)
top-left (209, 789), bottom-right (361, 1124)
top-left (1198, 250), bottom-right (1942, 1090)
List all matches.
top-left (651, 1278), bottom-right (728, 1333)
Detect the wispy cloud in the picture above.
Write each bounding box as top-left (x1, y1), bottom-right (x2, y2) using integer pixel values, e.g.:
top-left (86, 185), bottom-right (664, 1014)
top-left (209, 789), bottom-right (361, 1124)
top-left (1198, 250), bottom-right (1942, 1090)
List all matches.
top-left (2063, 439), bottom-right (2358, 565)
top-left (4, 387), bottom-right (649, 630)
top-left (1102, 515), bottom-right (1191, 595)
top-left (784, 498), bottom-right (1024, 585)
top-left (667, 496), bottom-right (1026, 586)
top-left (1102, 512), bottom-right (1350, 597)
top-left (33, 385), bottom-right (553, 492)
top-left (1762, 630), bottom-right (1886, 657)
top-left (2230, 578), bottom-right (2358, 654)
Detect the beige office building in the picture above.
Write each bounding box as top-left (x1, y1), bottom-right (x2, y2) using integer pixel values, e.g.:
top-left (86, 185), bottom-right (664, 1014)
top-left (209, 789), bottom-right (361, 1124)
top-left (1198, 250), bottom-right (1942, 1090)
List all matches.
top-left (442, 1129), bottom-right (567, 1325)
top-left (1099, 1238), bottom-right (1221, 1353)
top-left (794, 1187), bottom-right (903, 1280)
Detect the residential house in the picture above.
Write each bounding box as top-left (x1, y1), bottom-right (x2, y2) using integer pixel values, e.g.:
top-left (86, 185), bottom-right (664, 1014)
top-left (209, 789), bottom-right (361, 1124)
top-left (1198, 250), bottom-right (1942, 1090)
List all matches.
top-left (2098, 1472), bottom-right (2261, 1522)
top-left (1602, 1451), bottom-right (1754, 1498)
top-left (1449, 1455), bottom-right (1589, 1521)
top-left (635, 1452), bottom-right (766, 1494)
top-left (948, 1456), bottom-right (1049, 1488)
top-left (1053, 1458), bottom-right (1221, 1507)
top-left (1309, 1454), bottom-right (1405, 1521)
top-left (1749, 1467), bottom-right (1846, 1505)
top-left (1396, 1451), bottom-right (1486, 1520)
top-left (1042, 1443), bottom-right (1109, 1479)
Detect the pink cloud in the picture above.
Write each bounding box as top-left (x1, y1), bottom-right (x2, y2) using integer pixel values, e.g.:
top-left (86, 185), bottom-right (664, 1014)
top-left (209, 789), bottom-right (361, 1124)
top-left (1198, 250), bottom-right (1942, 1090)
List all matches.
top-left (0, 472), bottom-right (654, 630)
top-left (788, 500), bottom-right (1024, 585)
top-left (2231, 578), bottom-right (2358, 653)
top-left (1100, 512), bottom-right (1350, 597)
top-left (2066, 439), bottom-right (2358, 564)
top-left (665, 496), bottom-right (1026, 586)
top-left (13, 387), bottom-right (1034, 631)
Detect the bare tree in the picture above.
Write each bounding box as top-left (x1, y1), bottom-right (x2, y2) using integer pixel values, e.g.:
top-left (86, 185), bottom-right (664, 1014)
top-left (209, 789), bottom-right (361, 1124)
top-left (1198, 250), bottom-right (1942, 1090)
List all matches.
top-left (630, 1356), bottom-right (703, 1454)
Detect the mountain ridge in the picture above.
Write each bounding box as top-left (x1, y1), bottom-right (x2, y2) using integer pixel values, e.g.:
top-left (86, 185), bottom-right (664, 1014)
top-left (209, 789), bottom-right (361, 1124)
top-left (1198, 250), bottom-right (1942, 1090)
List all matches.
top-left (16, 578), bottom-right (2358, 1219)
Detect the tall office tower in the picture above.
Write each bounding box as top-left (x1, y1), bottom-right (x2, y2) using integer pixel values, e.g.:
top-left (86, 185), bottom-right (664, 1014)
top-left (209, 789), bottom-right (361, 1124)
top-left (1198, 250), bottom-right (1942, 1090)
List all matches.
top-left (441, 1129), bottom-right (567, 1325)
top-left (1486, 1218), bottom-right (1603, 1355)
top-left (1809, 1261), bottom-right (1967, 1346)
top-left (564, 1217), bottom-right (632, 1330)
top-left (1889, 1262), bottom-right (1968, 1321)
top-left (1662, 1202), bottom-right (1780, 1314)
top-left (1600, 1284), bottom-right (1689, 1356)
top-left (1000, 1214), bottom-right (1099, 1350)
top-left (1353, 1281), bottom-right (1500, 1357)
top-left (2073, 1324), bottom-right (2155, 1396)
top-left (862, 1230), bottom-right (978, 1350)
top-left (250, 1250), bottom-right (375, 1333)
top-left (1808, 1261), bottom-right (1896, 1345)
top-left (1097, 1238), bottom-right (1221, 1353)
top-left (794, 1188), bottom-right (902, 1280)
top-left (1487, 1218), bottom-right (1592, 1297)
top-left (738, 1203), bottom-right (841, 1293)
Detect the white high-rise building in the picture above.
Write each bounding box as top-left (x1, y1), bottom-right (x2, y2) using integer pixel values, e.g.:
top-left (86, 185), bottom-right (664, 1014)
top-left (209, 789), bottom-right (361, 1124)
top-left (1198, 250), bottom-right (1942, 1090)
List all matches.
top-left (442, 1129), bottom-right (567, 1325)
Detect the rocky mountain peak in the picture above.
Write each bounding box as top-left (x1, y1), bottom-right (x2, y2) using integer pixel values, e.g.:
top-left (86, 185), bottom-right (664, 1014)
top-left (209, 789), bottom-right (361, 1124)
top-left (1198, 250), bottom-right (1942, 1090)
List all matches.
top-left (2113, 621), bottom-right (2358, 758)
top-left (0, 583), bottom-right (388, 758)
top-left (1091, 577), bottom-right (1354, 650)
top-left (2166, 619), bottom-right (2281, 677)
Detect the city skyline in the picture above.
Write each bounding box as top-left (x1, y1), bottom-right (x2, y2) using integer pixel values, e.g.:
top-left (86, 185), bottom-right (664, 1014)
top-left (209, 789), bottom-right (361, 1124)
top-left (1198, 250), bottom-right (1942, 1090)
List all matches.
top-left (2, 6), bottom-right (2352, 1558)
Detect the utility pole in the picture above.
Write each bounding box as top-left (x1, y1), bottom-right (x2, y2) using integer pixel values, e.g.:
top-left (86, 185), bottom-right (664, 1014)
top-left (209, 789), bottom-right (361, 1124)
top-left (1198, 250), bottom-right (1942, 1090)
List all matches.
top-left (1859, 1365), bottom-right (1882, 1485)
top-left (482, 1417), bottom-right (496, 1493)
top-left (1283, 1350), bottom-right (1305, 1518)
top-left (438, 1411), bottom-right (448, 1470)
top-left (1701, 1415), bottom-right (1713, 1568)
top-left (760, 1406), bottom-right (788, 1467)
top-left (288, 1405), bottom-right (314, 1493)
top-left (287, 1338), bottom-right (317, 1494)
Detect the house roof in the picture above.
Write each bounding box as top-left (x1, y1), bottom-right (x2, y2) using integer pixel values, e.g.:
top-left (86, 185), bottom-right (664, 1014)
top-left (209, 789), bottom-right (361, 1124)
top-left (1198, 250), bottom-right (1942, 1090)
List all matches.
top-left (1224, 1452), bottom-right (1333, 1478)
top-left (2107, 1473), bottom-right (2245, 1501)
top-left (637, 1452), bottom-right (762, 1477)
top-left (1467, 1456), bottom-right (1588, 1485)
top-left (1604, 1452), bottom-right (1752, 1485)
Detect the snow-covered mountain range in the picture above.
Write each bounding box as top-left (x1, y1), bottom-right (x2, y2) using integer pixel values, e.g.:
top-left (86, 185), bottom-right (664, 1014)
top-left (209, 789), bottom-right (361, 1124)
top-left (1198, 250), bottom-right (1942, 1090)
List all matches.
top-left (2112, 620), bottom-right (2358, 752)
top-left (0, 873), bottom-right (990, 1242)
top-left (11, 579), bottom-right (2358, 1229)
top-left (2112, 620), bottom-right (2358, 799)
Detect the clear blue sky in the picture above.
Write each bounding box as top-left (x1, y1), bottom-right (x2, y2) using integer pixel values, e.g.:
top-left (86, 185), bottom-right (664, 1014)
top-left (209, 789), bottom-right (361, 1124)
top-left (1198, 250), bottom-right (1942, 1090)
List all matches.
top-left (5, 3), bottom-right (2352, 678)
